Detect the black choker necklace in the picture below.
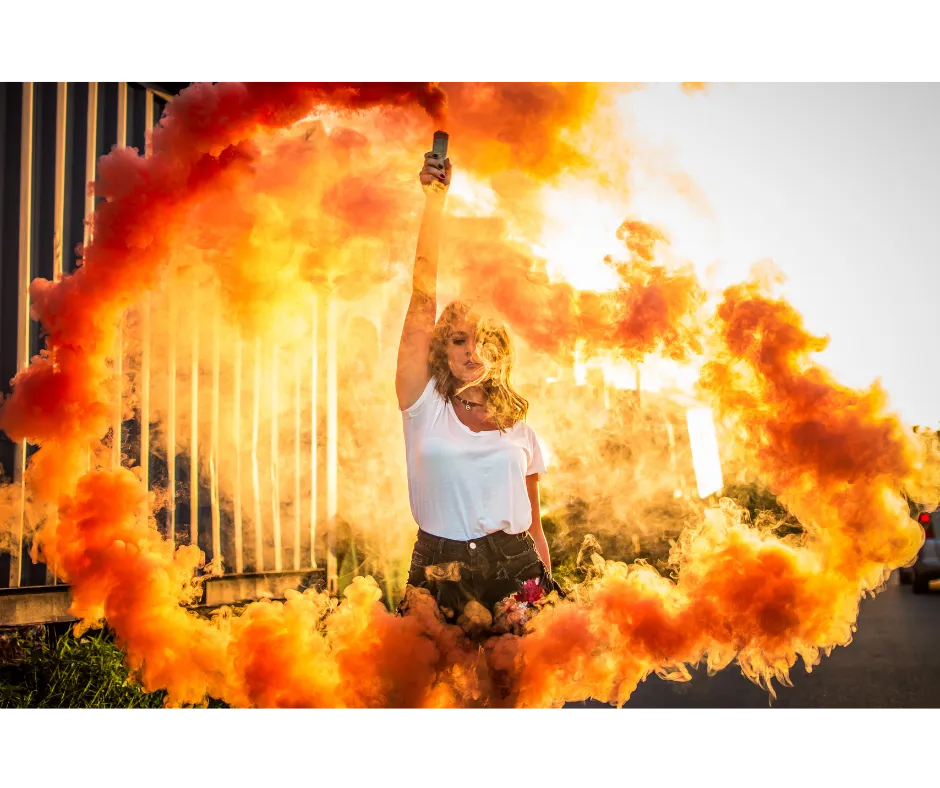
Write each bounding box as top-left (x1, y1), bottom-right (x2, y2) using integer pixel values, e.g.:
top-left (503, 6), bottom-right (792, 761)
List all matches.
top-left (454, 395), bottom-right (484, 411)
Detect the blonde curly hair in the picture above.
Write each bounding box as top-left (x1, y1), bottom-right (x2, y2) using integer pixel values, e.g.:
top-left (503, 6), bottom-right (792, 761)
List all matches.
top-left (429, 301), bottom-right (529, 431)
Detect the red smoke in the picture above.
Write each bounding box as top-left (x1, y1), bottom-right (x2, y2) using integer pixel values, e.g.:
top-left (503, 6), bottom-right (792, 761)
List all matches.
top-left (1, 83), bottom-right (446, 505)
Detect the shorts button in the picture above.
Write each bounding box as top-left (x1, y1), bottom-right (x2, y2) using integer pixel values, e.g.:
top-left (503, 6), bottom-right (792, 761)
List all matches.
top-left (469, 542), bottom-right (477, 550)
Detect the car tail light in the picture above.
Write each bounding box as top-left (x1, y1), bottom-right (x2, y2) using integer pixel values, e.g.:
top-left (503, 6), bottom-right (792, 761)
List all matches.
top-left (918, 512), bottom-right (935, 538)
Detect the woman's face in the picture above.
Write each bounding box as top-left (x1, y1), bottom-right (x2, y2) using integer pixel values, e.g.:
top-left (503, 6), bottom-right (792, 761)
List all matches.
top-left (447, 318), bottom-right (485, 383)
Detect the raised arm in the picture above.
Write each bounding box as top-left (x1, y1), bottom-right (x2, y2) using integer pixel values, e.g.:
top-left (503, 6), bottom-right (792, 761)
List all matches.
top-left (396, 150), bottom-right (452, 410)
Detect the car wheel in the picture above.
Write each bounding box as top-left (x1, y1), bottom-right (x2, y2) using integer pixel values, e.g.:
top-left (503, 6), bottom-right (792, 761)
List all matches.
top-left (899, 567), bottom-right (912, 585)
top-left (912, 571), bottom-right (930, 595)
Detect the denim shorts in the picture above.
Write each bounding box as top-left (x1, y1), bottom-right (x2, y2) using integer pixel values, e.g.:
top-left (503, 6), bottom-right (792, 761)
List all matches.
top-left (403, 528), bottom-right (561, 622)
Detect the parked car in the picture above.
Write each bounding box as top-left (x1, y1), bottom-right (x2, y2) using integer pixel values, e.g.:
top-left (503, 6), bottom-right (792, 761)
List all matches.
top-left (899, 508), bottom-right (939, 594)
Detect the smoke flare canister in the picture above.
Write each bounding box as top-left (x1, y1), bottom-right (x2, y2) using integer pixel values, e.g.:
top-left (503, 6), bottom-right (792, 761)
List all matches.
top-left (432, 130), bottom-right (448, 159)
top-left (429, 131), bottom-right (449, 194)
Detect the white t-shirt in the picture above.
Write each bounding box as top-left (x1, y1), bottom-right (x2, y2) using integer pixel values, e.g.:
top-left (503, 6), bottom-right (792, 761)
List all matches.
top-left (401, 377), bottom-right (547, 541)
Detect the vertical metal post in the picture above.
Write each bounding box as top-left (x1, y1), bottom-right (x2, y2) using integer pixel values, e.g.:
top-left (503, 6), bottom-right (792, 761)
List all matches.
top-left (252, 337), bottom-right (263, 571)
top-left (144, 87), bottom-right (154, 158)
top-left (190, 297), bottom-right (199, 549)
top-left (9, 83), bottom-right (34, 589)
top-left (112, 82), bottom-right (127, 471)
top-left (309, 294), bottom-right (318, 570)
top-left (293, 350), bottom-right (301, 571)
top-left (45, 82), bottom-right (68, 586)
top-left (326, 298), bottom-right (338, 594)
top-left (271, 344), bottom-right (282, 571)
top-left (52, 84), bottom-right (67, 282)
top-left (210, 296), bottom-right (221, 566)
top-left (167, 284), bottom-right (177, 545)
top-left (83, 82), bottom-right (97, 471)
top-left (83, 83), bottom-right (97, 248)
top-left (233, 339), bottom-right (243, 574)
top-left (140, 90), bottom-right (154, 523)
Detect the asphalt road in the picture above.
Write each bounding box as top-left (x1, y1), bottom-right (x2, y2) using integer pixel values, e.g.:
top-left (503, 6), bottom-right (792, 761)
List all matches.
top-left (572, 572), bottom-right (940, 708)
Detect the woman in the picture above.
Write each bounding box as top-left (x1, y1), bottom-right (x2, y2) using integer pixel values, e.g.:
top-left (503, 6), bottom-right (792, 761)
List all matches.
top-left (397, 145), bottom-right (557, 630)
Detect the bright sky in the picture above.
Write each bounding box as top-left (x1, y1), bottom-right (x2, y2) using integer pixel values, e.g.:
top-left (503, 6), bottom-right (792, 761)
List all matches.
top-left (614, 83), bottom-right (940, 429)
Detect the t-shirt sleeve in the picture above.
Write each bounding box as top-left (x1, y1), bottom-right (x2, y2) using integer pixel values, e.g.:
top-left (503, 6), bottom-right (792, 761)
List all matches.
top-left (526, 425), bottom-right (548, 477)
top-left (400, 377), bottom-right (437, 421)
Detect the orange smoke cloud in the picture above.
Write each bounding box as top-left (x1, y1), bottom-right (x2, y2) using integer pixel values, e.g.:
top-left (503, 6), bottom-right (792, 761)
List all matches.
top-left (452, 217), bottom-right (704, 363)
top-left (175, 84), bottom-right (620, 327)
top-left (42, 468), bottom-right (491, 707)
top-left (491, 272), bottom-right (923, 707)
top-left (0, 83), bottom-right (444, 500)
top-left (441, 82), bottom-right (604, 180)
top-left (0, 83), bottom-right (924, 708)
top-left (701, 271), bottom-right (923, 573)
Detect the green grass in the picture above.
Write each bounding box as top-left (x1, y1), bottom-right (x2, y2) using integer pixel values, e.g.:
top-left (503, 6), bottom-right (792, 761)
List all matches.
top-left (0, 627), bottom-right (227, 709)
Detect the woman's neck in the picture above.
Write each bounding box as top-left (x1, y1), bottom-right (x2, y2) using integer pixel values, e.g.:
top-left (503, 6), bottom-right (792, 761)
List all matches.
top-left (455, 385), bottom-right (487, 405)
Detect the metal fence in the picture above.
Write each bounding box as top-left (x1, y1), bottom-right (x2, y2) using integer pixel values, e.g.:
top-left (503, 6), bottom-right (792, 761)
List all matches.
top-left (0, 82), bottom-right (337, 609)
